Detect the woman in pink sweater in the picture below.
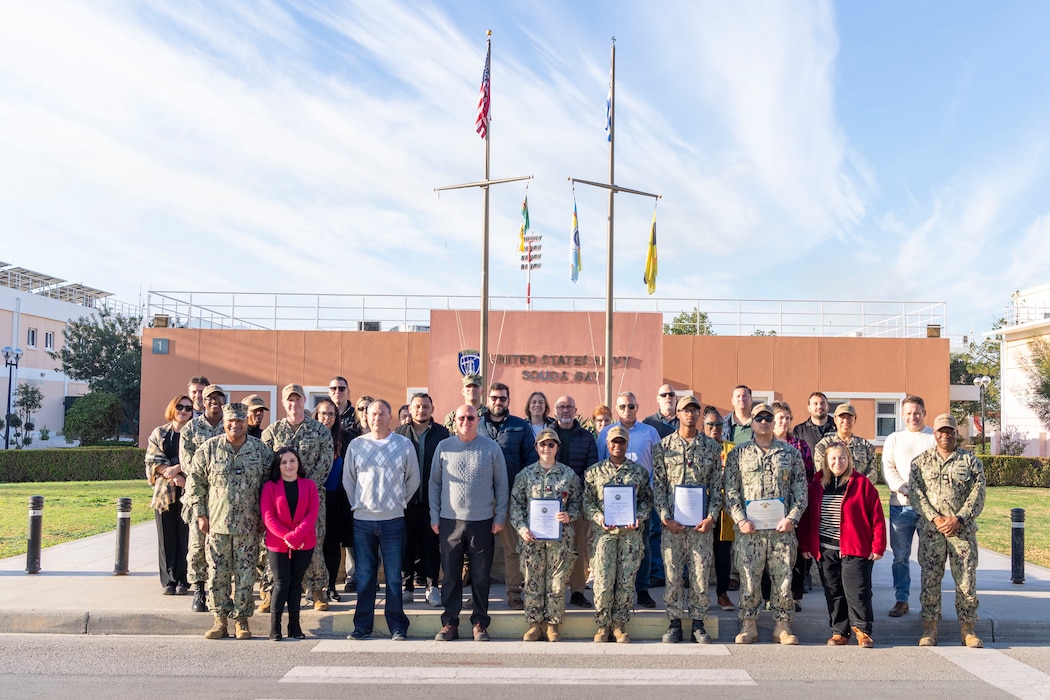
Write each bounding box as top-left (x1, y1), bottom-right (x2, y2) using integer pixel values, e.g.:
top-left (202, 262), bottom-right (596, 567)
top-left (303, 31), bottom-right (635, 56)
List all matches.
top-left (261, 446), bottom-right (319, 641)
top-left (799, 443), bottom-right (886, 648)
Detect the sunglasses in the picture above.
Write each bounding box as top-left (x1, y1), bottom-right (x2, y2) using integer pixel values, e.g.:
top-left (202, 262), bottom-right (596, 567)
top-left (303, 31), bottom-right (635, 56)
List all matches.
top-left (617, 404), bottom-right (637, 410)
top-left (456, 415), bottom-right (477, 422)
top-left (329, 386), bottom-right (347, 392)
top-left (356, 406), bottom-right (369, 412)
top-left (489, 396), bottom-right (509, 402)
top-left (703, 421), bottom-right (721, 427)
top-left (537, 441), bottom-right (557, 448)
top-left (752, 414), bottom-right (774, 423)
top-left (659, 392), bottom-right (676, 398)
top-left (175, 404), bottom-right (193, 412)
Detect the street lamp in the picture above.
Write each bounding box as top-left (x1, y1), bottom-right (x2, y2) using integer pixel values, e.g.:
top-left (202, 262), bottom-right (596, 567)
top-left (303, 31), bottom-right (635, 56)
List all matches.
top-left (3, 346), bottom-right (23, 450)
top-left (973, 375), bottom-right (992, 453)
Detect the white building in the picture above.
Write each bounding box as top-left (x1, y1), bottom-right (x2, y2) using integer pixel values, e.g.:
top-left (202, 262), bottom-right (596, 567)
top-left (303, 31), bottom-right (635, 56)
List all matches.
top-left (993, 283), bottom-right (1050, 457)
top-left (0, 264), bottom-right (138, 445)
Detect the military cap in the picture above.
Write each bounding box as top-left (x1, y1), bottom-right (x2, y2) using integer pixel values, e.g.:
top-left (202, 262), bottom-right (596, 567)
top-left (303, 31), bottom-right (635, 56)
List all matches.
top-left (222, 402), bottom-right (247, 421)
top-left (242, 394), bottom-right (268, 411)
top-left (933, 413), bottom-right (958, 431)
top-left (607, 426), bottom-right (630, 443)
top-left (750, 403), bottom-right (774, 418)
top-left (676, 395), bottom-right (701, 411)
top-left (281, 383), bottom-right (305, 401)
top-left (834, 403), bottom-right (857, 418)
top-left (462, 374), bottom-right (483, 388)
top-left (202, 385), bottom-right (226, 400)
top-left (535, 427), bottom-right (561, 445)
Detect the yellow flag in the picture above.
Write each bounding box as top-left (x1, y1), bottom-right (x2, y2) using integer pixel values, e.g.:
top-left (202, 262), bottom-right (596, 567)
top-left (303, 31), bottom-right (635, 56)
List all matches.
top-left (643, 209), bottom-right (658, 295)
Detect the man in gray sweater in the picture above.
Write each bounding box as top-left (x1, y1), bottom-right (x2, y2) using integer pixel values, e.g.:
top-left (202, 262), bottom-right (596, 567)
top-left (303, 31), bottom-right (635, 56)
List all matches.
top-left (429, 404), bottom-right (509, 641)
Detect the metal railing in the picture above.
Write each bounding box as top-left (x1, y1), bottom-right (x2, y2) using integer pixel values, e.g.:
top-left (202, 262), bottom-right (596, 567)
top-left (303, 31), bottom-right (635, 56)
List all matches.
top-left (1003, 303), bottom-right (1050, 327)
top-left (146, 291), bottom-right (947, 338)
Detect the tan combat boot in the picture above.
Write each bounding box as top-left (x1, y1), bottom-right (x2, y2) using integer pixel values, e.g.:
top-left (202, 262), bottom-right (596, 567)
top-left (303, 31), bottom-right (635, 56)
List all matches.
top-left (313, 589), bottom-right (329, 611)
top-left (918, 620), bottom-right (938, 646)
top-left (204, 613), bottom-right (229, 640)
top-left (611, 622), bottom-right (630, 643)
top-left (852, 626), bottom-right (874, 648)
top-left (961, 622), bottom-right (984, 648)
top-left (523, 622), bottom-right (544, 642)
top-left (234, 617), bottom-right (252, 640)
top-left (773, 620), bottom-right (798, 645)
top-left (258, 589), bottom-right (271, 614)
top-left (546, 623), bottom-right (561, 642)
top-left (735, 618), bottom-right (758, 644)
top-left (593, 626), bottom-right (611, 643)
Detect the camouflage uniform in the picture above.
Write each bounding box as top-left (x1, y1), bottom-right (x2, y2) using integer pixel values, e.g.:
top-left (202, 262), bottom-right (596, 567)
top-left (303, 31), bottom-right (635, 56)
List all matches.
top-left (814, 434), bottom-right (878, 484)
top-left (583, 459), bottom-right (652, 626)
top-left (179, 415), bottom-right (225, 585)
top-left (652, 432), bottom-right (724, 622)
top-left (509, 461), bottom-right (583, 624)
top-left (724, 440), bottom-right (807, 622)
top-left (261, 417), bottom-right (334, 593)
top-left (909, 447), bottom-right (986, 623)
top-left (188, 434), bottom-right (274, 618)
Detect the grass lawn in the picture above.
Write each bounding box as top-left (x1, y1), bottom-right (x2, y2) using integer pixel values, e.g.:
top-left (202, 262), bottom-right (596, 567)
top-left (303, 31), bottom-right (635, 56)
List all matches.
top-left (0, 481), bottom-right (154, 559)
top-left (876, 486), bottom-right (1050, 569)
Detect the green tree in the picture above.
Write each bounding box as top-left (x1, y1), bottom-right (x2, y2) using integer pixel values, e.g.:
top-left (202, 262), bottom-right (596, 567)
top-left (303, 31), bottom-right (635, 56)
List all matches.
top-left (950, 319), bottom-right (1002, 427)
top-left (664, 307), bottom-right (716, 335)
top-left (63, 391), bottom-right (125, 445)
top-left (1021, 336), bottom-right (1050, 431)
top-left (49, 307), bottom-right (142, 437)
top-left (14, 383), bottom-right (44, 448)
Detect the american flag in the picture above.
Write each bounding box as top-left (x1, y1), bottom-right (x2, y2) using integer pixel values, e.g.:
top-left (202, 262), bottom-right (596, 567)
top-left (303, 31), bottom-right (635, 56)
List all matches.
top-left (476, 44), bottom-right (491, 139)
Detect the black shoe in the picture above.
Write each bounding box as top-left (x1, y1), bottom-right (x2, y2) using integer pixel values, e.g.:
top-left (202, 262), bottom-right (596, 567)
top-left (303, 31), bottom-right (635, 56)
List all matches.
top-left (802, 569), bottom-right (813, 594)
top-left (163, 583), bottom-right (177, 595)
top-left (191, 584), bottom-right (208, 612)
top-left (691, 620), bottom-right (710, 644)
top-left (269, 633), bottom-right (282, 641)
top-left (348, 629), bottom-right (371, 640)
top-left (661, 620), bottom-right (682, 644)
top-left (327, 586), bottom-right (341, 603)
top-left (636, 590), bottom-right (657, 609)
top-left (176, 583), bottom-right (190, 596)
top-left (650, 577), bottom-right (666, 588)
top-left (682, 577), bottom-right (690, 589)
top-left (508, 596), bottom-right (524, 610)
top-left (343, 577), bottom-right (356, 593)
top-left (570, 592), bottom-right (593, 608)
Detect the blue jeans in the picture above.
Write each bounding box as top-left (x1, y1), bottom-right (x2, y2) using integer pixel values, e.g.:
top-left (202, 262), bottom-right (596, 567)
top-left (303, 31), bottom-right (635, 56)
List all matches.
top-left (353, 517), bottom-right (409, 636)
top-left (889, 505), bottom-right (919, 603)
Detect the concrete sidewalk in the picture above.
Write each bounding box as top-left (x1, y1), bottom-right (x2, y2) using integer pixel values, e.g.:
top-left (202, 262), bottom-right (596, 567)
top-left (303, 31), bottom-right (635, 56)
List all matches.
top-left (1, 522), bottom-right (1047, 644)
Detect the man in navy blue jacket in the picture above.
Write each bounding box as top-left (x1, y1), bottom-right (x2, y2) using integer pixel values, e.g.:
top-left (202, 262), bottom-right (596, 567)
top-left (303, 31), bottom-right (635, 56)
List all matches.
top-left (478, 382), bottom-right (537, 609)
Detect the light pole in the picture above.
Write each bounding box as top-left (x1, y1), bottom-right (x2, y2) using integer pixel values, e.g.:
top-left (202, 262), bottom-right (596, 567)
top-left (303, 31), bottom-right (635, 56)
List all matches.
top-left (973, 375), bottom-right (991, 453)
top-left (3, 346), bottom-right (24, 450)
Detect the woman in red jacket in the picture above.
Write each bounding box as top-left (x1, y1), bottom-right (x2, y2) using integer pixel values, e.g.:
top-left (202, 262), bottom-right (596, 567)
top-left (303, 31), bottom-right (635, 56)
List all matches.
top-left (261, 446), bottom-right (319, 641)
top-left (799, 443), bottom-right (886, 648)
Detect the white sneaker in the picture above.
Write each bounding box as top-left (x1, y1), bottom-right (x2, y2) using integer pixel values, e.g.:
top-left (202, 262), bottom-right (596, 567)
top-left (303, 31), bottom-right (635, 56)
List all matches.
top-left (426, 585), bottom-right (441, 607)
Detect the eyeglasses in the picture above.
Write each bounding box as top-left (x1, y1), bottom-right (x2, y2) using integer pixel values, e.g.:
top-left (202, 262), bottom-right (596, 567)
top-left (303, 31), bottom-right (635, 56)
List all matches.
top-left (659, 392), bottom-right (676, 398)
top-left (329, 386), bottom-right (347, 392)
top-left (175, 404), bottom-right (193, 412)
top-left (617, 404), bottom-right (637, 410)
top-left (703, 421), bottom-right (721, 427)
top-left (555, 404), bottom-right (574, 411)
top-left (205, 396), bottom-right (225, 404)
top-left (752, 415), bottom-right (774, 423)
top-left (489, 396), bottom-right (509, 402)
top-left (456, 415), bottom-right (477, 422)
top-left (537, 441), bottom-right (557, 449)
top-left (318, 411), bottom-right (337, 417)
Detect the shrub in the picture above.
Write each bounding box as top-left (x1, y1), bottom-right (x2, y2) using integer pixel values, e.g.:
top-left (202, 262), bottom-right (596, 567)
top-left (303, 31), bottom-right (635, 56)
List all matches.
top-left (63, 392), bottom-right (124, 445)
top-left (0, 448), bottom-right (146, 483)
top-left (981, 456), bottom-right (1050, 487)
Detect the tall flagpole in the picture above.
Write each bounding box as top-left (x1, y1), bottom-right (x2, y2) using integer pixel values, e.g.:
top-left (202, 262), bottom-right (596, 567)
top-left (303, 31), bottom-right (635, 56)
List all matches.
top-left (604, 40), bottom-right (616, 406)
top-left (481, 31), bottom-right (492, 385)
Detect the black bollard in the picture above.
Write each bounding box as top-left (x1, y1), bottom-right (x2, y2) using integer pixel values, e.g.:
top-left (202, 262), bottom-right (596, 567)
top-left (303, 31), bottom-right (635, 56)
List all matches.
top-left (1011, 508), bottom-right (1025, 584)
top-left (26, 495), bottom-right (44, 574)
top-left (114, 497), bottom-right (132, 575)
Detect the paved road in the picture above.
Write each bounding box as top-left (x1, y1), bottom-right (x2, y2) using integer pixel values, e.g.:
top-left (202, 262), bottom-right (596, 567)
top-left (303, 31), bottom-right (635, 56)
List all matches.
top-left (1, 634), bottom-right (1049, 699)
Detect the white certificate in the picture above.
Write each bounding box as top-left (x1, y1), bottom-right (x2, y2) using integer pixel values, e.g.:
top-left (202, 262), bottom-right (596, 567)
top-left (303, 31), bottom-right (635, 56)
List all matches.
top-left (673, 485), bottom-right (706, 527)
top-left (745, 498), bottom-right (786, 530)
top-left (529, 498), bottom-right (562, 541)
top-left (603, 485), bottom-right (636, 527)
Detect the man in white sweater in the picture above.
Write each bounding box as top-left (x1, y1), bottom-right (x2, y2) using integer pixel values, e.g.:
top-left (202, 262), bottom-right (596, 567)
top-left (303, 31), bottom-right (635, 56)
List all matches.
top-left (343, 399), bottom-right (420, 641)
top-left (881, 395), bottom-right (936, 618)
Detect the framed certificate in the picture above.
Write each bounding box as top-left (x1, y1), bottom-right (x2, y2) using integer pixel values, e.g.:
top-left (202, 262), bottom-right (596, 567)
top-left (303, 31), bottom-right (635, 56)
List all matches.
top-left (602, 484), bottom-right (636, 527)
top-left (744, 498), bottom-right (786, 531)
top-left (673, 485), bottom-right (706, 527)
top-left (529, 498), bottom-right (562, 541)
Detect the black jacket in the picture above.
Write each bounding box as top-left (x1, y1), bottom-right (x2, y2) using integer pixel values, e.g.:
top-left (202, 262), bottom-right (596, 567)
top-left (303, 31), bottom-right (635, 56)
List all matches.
top-left (555, 420), bottom-right (600, 479)
top-left (395, 420), bottom-right (450, 505)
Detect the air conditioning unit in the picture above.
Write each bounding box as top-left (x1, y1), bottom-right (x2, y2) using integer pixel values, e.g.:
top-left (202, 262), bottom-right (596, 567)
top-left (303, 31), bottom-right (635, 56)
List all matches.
top-left (357, 321), bottom-right (381, 332)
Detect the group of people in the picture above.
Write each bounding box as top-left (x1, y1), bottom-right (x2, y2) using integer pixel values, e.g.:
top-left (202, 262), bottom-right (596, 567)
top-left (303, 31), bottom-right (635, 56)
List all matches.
top-left (144, 376), bottom-right (986, 648)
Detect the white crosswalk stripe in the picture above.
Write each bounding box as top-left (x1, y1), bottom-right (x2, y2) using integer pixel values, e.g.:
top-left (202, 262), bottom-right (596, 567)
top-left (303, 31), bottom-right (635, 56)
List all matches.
top-left (281, 666), bottom-right (755, 686)
top-left (311, 639), bottom-right (731, 656)
top-left (931, 647), bottom-right (1050, 700)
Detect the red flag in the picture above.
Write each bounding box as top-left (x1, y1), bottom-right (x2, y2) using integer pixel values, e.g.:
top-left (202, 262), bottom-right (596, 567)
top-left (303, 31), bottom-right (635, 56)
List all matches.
top-left (476, 44), bottom-right (491, 139)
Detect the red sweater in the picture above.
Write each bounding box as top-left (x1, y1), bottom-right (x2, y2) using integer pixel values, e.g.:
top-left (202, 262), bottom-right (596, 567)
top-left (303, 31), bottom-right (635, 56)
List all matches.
top-left (798, 472), bottom-right (886, 560)
top-left (260, 477), bottom-right (319, 554)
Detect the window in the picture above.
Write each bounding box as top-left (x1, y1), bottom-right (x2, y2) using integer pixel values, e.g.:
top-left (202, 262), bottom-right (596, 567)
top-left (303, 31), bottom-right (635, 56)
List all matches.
top-left (876, 401), bottom-right (898, 439)
top-left (26, 328), bottom-right (37, 348)
top-left (44, 331), bottom-right (55, 350)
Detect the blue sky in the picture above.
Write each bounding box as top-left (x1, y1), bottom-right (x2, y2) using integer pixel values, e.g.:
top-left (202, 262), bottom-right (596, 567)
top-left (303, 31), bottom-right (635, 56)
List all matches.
top-left (2, 1), bottom-right (1049, 339)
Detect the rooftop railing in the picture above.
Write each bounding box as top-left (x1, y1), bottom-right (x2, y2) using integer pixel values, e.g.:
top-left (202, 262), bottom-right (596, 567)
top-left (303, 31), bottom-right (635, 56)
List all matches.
top-left (146, 291), bottom-right (947, 339)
